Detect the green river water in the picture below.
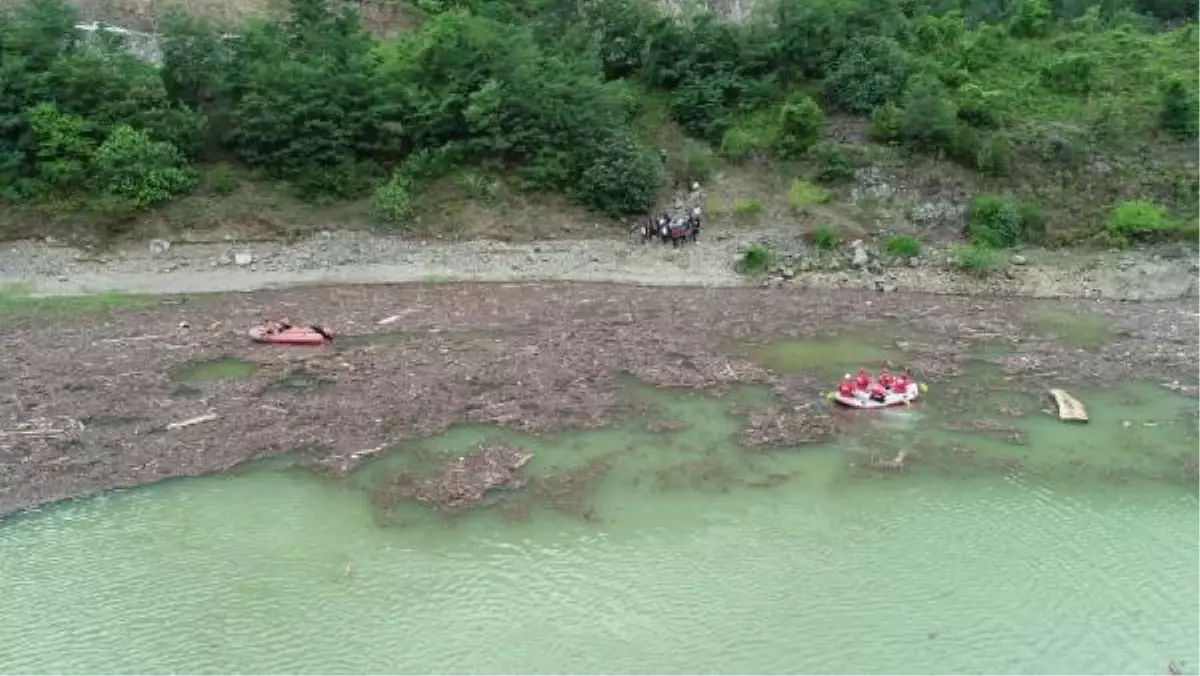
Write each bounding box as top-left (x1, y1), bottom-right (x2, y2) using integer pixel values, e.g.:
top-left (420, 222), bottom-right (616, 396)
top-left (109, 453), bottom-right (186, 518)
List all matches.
top-left (1, 343), bottom-right (1197, 675)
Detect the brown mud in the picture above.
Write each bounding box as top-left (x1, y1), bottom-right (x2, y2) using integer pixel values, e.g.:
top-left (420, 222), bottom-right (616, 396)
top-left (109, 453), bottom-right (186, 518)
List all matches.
top-left (0, 282), bottom-right (1196, 518)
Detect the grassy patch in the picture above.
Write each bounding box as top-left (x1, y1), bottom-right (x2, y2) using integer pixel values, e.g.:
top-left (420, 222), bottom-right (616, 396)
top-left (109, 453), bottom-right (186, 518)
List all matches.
top-left (950, 244), bottom-right (1003, 276)
top-left (171, 357), bottom-right (261, 383)
top-left (733, 197), bottom-right (765, 217)
top-left (884, 235), bottom-right (922, 257)
top-left (0, 285), bottom-right (157, 317)
top-left (1104, 199), bottom-right (1193, 244)
top-left (720, 109), bottom-right (780, 163)
top-left (786, 179), bottom-right (831, 212)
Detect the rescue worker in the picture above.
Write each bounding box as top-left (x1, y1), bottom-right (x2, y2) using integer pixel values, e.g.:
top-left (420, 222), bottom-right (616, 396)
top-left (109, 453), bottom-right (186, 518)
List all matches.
top-left (854, 368), bottom-right (871, 390)
top-left (878, 369), bottom-right (894, 390)
top-left (837, 374), bottom-right (856, 397)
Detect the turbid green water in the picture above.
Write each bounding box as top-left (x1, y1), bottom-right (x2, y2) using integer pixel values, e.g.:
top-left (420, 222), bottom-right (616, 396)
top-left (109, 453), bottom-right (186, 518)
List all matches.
top-left (172, 356), bottom-right (261, 383)
top-left (1, 360), bottom-right (1196, 675)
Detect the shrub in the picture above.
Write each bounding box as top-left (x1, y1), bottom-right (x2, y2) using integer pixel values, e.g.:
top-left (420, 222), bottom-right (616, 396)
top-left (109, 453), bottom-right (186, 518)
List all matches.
top-left (773, 95), bottom-right (825, 158)
top-left (1159, 79), bottom-right (1199, 140)
top-left (813, 142), bottom-right (857, 184)
top-left (974, 132), bottom-right (1014, 176)
top-left (896, 80), bottom-right (960, 153)
top-left (868, 102), bottom-right (902, 142)
top-left (372, 173), bottom-right (416, 227)
top-left (966, 194), bottom-right (1043, 248)
top-left (738, 244), bottom-right (775, 274)
top-left (90, 126), bottom-right (196, 209)
top-left (810, 223), bottom-right (840, 250)
top-left (951, 243), bottom-right (1002, 276)
top-left (27, 104), bottom-right (96, 193)
top-left (884, 235), bottom-right (922, 257)
top-left (1039, 53), bottom-right (1096, 95)
top-left (576, 133), bottom-right (663, 216)
top-left (1105, 200), bottom-right (1183, 241)
top-left (955, 84), bottom-right (1007, 129)
top-left (787, 179), bottom-right (831, 211)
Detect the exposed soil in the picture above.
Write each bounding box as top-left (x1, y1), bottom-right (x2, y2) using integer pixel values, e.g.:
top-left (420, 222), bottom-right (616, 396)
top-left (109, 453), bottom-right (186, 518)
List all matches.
top-left (1, 281), bottom-right (1195, 518)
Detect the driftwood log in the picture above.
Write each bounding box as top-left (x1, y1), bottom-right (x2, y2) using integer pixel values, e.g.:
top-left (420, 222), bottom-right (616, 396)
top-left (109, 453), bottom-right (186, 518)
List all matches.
top-left (1048, 388), bottom-right (1088, 422)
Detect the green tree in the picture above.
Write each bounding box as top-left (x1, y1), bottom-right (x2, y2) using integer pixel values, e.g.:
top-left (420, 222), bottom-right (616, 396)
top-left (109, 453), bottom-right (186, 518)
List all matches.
top-left (824, 36), bottom-right (911, 114)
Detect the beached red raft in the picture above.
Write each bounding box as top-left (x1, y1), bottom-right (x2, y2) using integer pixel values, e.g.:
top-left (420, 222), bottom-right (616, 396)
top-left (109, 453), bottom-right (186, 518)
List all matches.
top-left (248, 324), bottom-right (332, 345)
top-left (833, 381), bottom-right (923, 409)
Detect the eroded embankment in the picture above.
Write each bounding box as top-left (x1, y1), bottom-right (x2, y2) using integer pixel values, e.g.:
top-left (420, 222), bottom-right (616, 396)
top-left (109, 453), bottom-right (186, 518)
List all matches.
top-left (0, 281), bottom-right (1195, 518)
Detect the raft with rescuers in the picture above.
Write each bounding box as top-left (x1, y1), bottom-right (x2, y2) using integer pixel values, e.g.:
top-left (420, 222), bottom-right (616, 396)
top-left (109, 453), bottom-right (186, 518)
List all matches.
top-left (831, 368), bottom-right (925, 409)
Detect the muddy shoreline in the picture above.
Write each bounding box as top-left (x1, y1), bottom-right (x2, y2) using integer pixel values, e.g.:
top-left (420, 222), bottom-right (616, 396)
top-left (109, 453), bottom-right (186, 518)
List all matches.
top-left (1, 281), bottom-right (1196, 519)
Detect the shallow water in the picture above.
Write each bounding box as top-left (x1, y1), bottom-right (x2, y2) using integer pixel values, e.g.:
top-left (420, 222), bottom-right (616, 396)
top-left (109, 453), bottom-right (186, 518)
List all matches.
top-left (1, 368), bottom-right (1197, 674)
top-left (172, 356), bottom-right (261, 383)
top-left (1020, 305), bottom-right (1112, 349)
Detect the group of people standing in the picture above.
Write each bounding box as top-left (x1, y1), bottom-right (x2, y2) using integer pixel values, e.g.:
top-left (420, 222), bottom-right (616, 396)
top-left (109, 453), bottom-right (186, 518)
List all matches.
top-left (640, 206), bottom-right (703, 247)
top-left (837, 368), bottom-right (912, 402)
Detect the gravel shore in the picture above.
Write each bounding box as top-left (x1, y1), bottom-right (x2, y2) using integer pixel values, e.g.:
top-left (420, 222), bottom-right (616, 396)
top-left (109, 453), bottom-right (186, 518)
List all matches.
top-left (1, 228), bottom-right (1196, 300)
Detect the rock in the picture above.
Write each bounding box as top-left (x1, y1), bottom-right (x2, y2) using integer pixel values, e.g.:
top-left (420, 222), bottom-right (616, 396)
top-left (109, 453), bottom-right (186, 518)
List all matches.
top-left (178, 321), bottom-right (190, 329)
top-left (1010, 254), bottom-right (1027, 266)
top-left (781, 267), bottom-right (795, 279)
top-left (907, 256), bottom-right (920, 267)
top-left (850, 241), bottom-right (870, 269)
top-left (798, 259), bottom-right (812, 272)
top-left (149, 239), bottom-right (171, 256)
top-left (234, 252), bottom-right (254, 266)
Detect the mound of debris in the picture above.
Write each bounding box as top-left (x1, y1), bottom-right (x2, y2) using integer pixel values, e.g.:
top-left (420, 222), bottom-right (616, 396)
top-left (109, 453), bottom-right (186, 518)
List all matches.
top-left (409, 442), bottom-right (534, 513)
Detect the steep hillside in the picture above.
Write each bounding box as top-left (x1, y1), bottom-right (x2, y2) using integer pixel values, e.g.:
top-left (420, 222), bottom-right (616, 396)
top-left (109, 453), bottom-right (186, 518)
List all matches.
top-left (0, 0), bottom-right (1195, 254)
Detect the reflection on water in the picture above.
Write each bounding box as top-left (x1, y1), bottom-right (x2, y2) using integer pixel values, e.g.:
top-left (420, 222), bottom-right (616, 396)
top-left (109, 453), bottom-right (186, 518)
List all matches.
top-left (0, 365), bottom-right (1196, 675)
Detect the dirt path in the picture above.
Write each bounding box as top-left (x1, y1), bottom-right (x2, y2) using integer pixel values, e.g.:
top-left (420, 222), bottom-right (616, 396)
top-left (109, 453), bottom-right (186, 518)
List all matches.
top-left (1, 229), bottom-right (1196, 300)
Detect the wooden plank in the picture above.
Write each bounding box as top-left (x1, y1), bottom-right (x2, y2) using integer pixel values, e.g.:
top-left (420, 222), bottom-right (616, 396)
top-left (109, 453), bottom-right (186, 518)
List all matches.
top-left (1048, 388), bottom-right (1088, 422)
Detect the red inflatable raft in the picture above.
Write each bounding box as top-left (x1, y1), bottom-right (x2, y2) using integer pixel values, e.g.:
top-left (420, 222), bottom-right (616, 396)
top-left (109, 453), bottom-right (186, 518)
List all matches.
top-left (833, 382), bottom-right (922, 409)
top-left (248, 324), bottom-right (332, 345)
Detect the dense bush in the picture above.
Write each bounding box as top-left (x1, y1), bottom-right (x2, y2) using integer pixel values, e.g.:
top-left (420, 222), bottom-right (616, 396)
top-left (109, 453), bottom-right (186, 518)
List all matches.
top-left (824, 36), bottom-right (911, 114)
top-left (0, 0), bottom-right (1195, 238)
top-left (774, 95), bottom-right (825, 158)
top-left (966, 194), bottom-right (1045, 247)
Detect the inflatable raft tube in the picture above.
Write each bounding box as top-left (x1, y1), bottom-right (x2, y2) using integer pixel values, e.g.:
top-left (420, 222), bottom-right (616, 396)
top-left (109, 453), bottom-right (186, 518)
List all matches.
top-left (834, 382), bottom-right (921, 409)
top-left (248, 325), bottom-right (332, 345)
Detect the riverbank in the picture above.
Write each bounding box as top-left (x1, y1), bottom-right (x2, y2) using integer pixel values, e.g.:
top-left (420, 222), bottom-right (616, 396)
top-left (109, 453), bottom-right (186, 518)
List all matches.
top-left (1, 278), bottom-right (1195, 518)
top-left (1, 228), bottom-right (1197, 300)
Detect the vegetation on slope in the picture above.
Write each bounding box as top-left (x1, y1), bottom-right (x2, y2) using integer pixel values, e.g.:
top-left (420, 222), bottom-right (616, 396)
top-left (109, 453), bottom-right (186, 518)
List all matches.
top-left (0, 0), bottom-right (1195, 247)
